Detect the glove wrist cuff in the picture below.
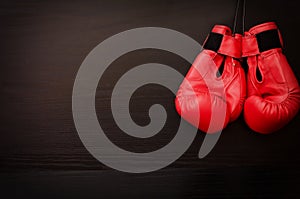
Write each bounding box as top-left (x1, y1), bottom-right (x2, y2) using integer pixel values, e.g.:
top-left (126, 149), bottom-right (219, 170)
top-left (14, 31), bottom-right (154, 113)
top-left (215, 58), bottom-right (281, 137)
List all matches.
top-left (203, 29), bottom-right (242, 58)
top-left (242, 22), bottom-right (283, 57)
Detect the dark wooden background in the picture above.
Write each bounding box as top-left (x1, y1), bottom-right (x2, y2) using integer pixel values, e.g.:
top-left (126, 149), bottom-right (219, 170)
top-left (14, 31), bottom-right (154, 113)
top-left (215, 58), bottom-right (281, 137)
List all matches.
top-left (1, 0), bottom-right (299, 198)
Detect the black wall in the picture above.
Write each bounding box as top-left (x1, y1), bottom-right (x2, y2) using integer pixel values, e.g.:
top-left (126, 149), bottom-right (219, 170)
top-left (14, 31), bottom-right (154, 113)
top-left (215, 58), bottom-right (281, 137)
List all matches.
top-left (0, 0), bottom-right (299, 198)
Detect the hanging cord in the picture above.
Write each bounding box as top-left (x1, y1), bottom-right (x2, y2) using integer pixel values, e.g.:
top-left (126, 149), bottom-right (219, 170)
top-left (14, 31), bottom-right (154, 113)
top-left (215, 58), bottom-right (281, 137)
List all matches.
top-left (242, 0), bottom-right (246, 33)
top-left (232, 0), bottom-right (240, 34)
top-left (232, 0), bottom-right (246, 34)
top-left (241, 0), bottom-right (248, 73)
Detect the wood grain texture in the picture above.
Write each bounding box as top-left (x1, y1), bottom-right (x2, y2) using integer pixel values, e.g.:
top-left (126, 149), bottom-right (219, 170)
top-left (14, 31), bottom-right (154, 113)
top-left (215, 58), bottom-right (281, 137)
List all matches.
top-left (0, 0), bottom-right (300, 198)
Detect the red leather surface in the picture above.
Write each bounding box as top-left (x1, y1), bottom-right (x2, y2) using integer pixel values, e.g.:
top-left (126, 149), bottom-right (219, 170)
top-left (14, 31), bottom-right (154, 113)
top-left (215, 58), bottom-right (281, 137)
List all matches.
top-left (211, 25), bottom-right (242, 58)
top-left (175, 25), bottom-right (246, 133)
top-left (243, 22), bottom-right (300, 134)
top-left (242, 35), bottom-right (260, 57)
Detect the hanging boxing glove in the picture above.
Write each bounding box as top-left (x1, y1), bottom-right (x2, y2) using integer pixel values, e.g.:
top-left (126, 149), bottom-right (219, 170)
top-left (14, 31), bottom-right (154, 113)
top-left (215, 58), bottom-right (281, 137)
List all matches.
top-left (175, 25), bottom-right (246, 133)
top-left (243, 22), bottom-right (300, 134)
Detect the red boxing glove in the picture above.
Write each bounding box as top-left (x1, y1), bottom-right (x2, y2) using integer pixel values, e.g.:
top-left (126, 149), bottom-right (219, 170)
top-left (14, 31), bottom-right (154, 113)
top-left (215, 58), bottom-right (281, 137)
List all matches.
top-left (175, 25), bottom-right (246, 133)
top-left (243, 22), bottom-right (300, 134)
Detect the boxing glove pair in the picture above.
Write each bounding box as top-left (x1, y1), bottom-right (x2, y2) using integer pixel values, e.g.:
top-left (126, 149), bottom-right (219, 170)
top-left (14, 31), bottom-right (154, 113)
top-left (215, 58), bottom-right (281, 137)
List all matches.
top-left (175, 22), bottom-right (300, 134)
